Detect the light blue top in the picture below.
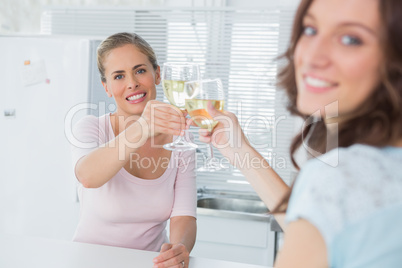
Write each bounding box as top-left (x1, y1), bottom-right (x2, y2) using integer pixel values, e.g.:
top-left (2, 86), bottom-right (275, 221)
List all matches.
top-left (286, 144), bottom-right (402, 268)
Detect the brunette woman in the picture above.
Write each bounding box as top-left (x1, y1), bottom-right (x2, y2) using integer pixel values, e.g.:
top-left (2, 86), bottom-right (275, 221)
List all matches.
top-left (198, 0), bottom-right (402, 267)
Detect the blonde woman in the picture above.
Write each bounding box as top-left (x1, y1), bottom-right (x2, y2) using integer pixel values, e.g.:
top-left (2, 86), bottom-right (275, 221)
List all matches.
top-left (71, 32), bottom-right (196, 268)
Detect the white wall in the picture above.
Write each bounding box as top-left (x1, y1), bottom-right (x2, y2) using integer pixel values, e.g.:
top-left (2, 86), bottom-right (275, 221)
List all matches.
top-left (0, 0), bottom-right (300, 34)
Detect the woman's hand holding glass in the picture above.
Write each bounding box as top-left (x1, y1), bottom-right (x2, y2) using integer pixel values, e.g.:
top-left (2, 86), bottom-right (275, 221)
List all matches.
top-left (161, 62), bottom-right (200, 151)
top-left (195, 102), bottom-right (250, 167)
top-left (184, 78), bottom-right (226, 171)
top-left (138, 100), bottom-right (186, 140)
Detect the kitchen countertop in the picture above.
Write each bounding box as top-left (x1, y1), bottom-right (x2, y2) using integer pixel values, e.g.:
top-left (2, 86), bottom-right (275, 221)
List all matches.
top-left (0, 233), bottom-right (271, 268)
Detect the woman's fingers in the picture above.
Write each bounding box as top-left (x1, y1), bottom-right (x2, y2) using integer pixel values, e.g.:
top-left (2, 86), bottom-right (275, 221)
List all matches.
top-left (198, 135), bottom-right (212, 144)
top-left (206, 100), bottom-right (220, 116)
top-left (186, 118), bottom-right (197, 128)
top-left (199, 128), bottom-right (212, 136)
top-left (152, 113), bottom-right (186, 136)
top-left (152, 122), bottom-right (184, 136)
top-left (159, 243), bottom-right (173, 253)
top-left (142, 101), bottom-right (186, 137)
top-left (154, 106), bottom-right (185, 120)
top-left (149, 106), bottom-right (185, 124)
top-left (153, 112), bottom-right (186, 129)
top-left (153, 243), bottom-right (189, 268)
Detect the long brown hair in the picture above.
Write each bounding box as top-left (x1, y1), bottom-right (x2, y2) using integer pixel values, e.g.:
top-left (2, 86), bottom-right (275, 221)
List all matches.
top-left (272, 0), bottom-right (402, 213)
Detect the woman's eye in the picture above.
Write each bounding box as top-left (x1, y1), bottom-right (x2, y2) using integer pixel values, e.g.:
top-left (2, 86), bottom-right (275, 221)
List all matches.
top-left (114, 74), bottom-right (123, 80)
top-left (303, 26), bottom-right (317, 36)
top-left (136, 69), bottom-right (146, 74)
top-left (341, 35), bottom-right (362, 46)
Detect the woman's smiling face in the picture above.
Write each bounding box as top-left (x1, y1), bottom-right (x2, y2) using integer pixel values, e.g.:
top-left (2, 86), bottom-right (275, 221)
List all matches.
top-left (294, 0), bottom-right (383, 119)
top-left (102, 44), bottom-right (160, 117)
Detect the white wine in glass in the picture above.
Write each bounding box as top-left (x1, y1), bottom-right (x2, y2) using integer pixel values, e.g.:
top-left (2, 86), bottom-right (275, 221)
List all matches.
top-left (162, 62), bottom-right (200, 151)
top-left (184, 78), bottom-right (225, 171)
top-left (163, 80), bottom-right (186, 109)
top-left (185, 99), bottom-right (224, 131)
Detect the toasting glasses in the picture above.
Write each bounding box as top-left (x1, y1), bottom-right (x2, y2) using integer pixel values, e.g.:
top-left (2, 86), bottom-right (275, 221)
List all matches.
top-left (184, 78), bottom-right (225, 171)
top-left (161, 62), bottom-right (200, 151)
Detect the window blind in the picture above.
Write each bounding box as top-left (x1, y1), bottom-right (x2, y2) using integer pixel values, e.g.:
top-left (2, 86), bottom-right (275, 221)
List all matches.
top-left (41, 6), bottom-right (298, 191)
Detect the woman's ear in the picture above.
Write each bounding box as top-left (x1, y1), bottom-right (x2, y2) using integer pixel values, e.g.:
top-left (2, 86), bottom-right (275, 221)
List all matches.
top-left (155, 65), bottom-right (161, 85)
top-left (102, 81), bottom-right (113, 97)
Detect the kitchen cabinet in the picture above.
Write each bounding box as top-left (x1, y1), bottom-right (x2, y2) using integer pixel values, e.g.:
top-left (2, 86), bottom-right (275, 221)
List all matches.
top-left (191, 213), bottom-right (275, 266)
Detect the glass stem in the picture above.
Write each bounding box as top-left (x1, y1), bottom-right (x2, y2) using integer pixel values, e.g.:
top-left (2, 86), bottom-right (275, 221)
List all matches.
top-left (173, 132), bottom-right (187, 145)
top-left (206, 144), bottom-right (214, 160)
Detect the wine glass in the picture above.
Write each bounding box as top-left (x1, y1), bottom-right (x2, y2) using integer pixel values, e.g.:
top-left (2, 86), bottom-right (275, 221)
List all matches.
top-left (161, 62), bottom-right (200, 151)
top-left (184, 78), bottom-right (225, 171)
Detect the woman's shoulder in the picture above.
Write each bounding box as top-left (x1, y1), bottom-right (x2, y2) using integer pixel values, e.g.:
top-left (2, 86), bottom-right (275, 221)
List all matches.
top-left (300, 144), bottom-right (402, 182)
top-left (289, 144), bottom-right (402, 241)
top-left (73, 113), bottom-right (110, 131)
top-left (296, 144), bottom-right (402, 201)
top-left (75, 113), bottom-right (109, 124)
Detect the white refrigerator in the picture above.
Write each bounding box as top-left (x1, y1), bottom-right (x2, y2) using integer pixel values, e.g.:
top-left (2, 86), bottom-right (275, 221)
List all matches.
top-left (0, 35), bottom-right (115, 240)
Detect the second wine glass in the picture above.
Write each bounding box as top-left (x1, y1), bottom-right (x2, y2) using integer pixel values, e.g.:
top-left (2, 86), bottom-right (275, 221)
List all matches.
top-left (184, 78), bottom-right (225, 171)
top-left (161, 62), bottom-right (200, 151)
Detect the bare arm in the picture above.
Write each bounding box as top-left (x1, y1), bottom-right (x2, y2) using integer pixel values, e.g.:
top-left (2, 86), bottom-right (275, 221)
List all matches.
top-left (153, 216), bottom-right (197, 268)
top-left (274, 219), bottom-right (327, 268)
top-left (233, 142), bottom-right (289, 229)
top-left (197, 103), bottom-right (289, 230)
top-left (74, 119), bottom-right (147, 188)
top-left (169, 216), bottom-right (197, 252)
top-left (75, 101), bottom-right (186, 188)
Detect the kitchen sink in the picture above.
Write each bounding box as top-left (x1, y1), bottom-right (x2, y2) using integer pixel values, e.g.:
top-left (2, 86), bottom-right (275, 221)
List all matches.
top-left (196, 188), bottom-right (271, 222)
top-left (197, 197), bottom-right (269, 214)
